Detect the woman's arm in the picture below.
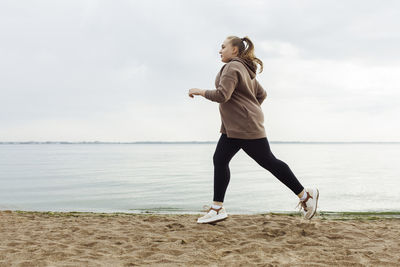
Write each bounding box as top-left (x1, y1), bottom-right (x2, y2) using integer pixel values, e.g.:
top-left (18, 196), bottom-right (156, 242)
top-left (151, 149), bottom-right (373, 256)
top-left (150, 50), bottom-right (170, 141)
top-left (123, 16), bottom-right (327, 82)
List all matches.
top-left (203, 75), bottom-right (238, 103)
top-left (255, 79), bottom-right (267, 105)
top-left (188, 88), bottom-right (206, 98)
top-left (199, 63), bottom-right (239, 103)
top-left (188, 62), bottom-right (240, 103)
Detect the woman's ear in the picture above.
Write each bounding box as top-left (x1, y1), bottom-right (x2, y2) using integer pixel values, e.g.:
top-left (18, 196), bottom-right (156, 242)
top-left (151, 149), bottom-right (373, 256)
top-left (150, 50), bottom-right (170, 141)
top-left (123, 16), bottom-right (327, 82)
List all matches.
top-left (232, 46), bottom-right (238, 55)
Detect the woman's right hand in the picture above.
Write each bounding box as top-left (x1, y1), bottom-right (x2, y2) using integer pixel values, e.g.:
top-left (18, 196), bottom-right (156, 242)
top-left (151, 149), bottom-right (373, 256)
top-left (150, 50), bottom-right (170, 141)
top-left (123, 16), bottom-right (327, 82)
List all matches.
top-left (188, 88), bottom-right (205, 98)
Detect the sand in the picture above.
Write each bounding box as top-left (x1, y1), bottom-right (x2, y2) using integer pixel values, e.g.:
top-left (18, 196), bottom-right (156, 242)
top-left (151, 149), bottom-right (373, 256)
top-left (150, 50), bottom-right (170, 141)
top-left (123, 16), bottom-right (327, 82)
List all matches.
top-left (1, 210), bottom-right (400, 266)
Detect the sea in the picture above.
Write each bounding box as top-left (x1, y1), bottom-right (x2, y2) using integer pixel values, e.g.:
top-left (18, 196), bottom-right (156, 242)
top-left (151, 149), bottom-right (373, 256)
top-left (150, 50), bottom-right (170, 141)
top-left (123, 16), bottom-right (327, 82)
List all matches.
top-left (1, 142), bottom-right (399, 215)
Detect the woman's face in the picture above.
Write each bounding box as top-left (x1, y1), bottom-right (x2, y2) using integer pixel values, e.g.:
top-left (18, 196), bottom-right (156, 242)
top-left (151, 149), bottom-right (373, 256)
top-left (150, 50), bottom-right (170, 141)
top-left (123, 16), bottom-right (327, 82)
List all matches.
top-left (219, 39), bottom-right (238, 63)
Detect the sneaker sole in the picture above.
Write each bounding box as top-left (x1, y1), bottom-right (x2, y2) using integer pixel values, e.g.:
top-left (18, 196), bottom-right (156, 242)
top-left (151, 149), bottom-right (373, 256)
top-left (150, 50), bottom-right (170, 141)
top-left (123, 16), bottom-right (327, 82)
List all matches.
top-left (308, 188), bottom-right (319, 219)
top-left (197, 213), bottom-right (228, 224)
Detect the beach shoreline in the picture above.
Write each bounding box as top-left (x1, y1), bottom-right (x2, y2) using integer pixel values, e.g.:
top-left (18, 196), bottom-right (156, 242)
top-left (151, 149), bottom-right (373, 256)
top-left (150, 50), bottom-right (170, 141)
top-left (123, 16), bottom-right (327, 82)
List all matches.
top-left (1, 210), bottom-right (400, 266)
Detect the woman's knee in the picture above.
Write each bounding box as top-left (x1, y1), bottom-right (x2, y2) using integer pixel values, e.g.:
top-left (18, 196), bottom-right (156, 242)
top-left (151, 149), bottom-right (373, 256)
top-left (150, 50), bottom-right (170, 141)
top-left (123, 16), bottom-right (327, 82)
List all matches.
top-left (258, 153), bottom-right (283, 170)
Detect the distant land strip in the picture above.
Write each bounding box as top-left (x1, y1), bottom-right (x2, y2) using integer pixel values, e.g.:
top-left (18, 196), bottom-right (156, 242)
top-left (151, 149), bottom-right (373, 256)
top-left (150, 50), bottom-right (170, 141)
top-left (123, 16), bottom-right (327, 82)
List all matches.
top-left (1, 141), bottom-right (399, 145)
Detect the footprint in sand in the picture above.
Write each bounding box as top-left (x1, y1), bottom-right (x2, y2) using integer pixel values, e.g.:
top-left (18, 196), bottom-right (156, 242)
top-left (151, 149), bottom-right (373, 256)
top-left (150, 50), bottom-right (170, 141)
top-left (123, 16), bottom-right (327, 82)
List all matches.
top-left (165, 222), bottom-right (185, 230)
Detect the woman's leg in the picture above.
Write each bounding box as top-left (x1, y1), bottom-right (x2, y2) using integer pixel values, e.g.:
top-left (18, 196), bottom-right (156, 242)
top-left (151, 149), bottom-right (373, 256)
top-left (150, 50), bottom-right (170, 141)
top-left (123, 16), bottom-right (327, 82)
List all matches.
top-left (212, 134), bottom-right (241, 203)
top-left (241, 137), bottom-right (304, 195)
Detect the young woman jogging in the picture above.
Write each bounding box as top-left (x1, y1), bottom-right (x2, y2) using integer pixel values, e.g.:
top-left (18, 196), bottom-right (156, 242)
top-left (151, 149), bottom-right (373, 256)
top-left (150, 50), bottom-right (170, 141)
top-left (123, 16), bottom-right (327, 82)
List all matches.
top-left (188, 35), bottom-right (319, 224)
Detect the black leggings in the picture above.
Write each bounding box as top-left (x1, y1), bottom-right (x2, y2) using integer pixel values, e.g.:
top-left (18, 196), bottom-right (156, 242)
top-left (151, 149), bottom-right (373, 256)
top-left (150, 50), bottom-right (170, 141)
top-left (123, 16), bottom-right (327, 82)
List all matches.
top-left (213, 133), bottom-right (304, 202)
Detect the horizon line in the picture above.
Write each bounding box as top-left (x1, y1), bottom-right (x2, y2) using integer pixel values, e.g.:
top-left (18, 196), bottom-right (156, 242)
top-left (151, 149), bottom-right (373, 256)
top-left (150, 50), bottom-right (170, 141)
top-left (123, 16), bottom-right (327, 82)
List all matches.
top-left (1, 141), bottom-right (399, 144)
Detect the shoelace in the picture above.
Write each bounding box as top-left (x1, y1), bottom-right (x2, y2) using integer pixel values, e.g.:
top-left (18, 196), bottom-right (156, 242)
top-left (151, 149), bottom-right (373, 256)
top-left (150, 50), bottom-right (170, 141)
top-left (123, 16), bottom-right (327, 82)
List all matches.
top-left (202, 204), bottom-right (211, 212)
top-left (202, 204), bottom-right (223, 214)
top-left (296, 200), bottom-right (308, 212)
top-left (295, 192), bottom-right (313, 212)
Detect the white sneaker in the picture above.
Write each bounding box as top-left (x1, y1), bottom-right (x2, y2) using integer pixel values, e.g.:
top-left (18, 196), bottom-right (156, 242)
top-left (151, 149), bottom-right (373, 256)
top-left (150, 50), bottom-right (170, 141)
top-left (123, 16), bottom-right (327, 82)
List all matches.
top-left (197, 205), bottom-right (228, 224)
top-left (296, 188), bottom-right (319, 219)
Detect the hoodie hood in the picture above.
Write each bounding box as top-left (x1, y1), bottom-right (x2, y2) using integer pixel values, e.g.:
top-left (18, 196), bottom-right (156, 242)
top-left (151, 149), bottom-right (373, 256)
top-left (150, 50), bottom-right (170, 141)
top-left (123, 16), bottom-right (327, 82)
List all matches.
top-left (229, 56), bottom-right (256, 79)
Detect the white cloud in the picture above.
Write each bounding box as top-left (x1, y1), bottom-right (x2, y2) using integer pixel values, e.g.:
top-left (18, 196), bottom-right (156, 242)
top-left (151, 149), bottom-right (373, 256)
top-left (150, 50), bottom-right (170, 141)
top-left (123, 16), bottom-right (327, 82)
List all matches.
top-left (259, 40), bottom-right (301, 58)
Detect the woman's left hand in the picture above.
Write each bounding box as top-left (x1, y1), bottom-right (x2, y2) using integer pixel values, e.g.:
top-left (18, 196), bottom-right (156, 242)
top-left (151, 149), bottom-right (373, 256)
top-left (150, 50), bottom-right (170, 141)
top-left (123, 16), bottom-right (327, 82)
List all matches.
top-left (188, 88), bottom-right (205, 98)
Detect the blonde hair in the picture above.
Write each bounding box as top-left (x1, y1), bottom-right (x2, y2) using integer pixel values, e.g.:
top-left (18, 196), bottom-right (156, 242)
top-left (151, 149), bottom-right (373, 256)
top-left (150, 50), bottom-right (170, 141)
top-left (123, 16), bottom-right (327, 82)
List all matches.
top-left (227, 35), bottom-right (263, 74)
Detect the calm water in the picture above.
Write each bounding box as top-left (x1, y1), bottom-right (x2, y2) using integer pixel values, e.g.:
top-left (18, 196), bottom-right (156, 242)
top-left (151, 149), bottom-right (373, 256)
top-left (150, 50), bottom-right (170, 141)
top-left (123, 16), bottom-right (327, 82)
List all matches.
top-left (0, 143), bottom-right (399, 214)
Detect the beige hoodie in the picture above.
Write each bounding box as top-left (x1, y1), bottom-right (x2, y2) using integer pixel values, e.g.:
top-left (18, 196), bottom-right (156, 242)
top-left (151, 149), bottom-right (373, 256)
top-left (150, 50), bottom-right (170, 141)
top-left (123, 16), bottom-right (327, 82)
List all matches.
top-left (204, 56), bottom-right (267, 139)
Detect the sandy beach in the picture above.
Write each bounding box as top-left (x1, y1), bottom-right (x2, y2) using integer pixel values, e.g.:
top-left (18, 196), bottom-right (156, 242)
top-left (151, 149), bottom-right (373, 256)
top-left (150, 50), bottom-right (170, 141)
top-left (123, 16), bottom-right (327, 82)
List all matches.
top-left (1, 210), bottom-right (400, 266)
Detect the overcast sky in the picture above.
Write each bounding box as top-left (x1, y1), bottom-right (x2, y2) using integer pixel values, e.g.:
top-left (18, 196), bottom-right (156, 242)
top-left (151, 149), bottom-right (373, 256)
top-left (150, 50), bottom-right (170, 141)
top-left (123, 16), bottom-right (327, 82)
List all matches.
top-left (1, 0), bottom-right (399, 142)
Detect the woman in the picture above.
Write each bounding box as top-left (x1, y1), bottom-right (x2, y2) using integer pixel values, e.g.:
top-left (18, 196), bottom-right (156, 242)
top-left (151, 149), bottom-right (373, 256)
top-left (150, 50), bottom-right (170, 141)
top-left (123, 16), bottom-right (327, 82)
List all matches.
top-left (188, 35), bottom-right (319, 224)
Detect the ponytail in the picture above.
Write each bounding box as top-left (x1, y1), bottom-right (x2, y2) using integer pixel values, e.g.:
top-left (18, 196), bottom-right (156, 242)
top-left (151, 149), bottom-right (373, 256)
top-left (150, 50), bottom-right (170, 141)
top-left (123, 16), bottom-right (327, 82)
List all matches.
top-left (227, 35), bottom-right (263, 74)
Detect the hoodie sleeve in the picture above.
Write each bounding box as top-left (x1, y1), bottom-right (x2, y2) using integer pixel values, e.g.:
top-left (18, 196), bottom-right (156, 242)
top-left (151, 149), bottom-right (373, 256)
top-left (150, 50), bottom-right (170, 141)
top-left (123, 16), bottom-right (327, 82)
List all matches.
top-left (255, 79), bottom-right (267, 105)
top-left (204, 63), bottom-right (239, 103)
